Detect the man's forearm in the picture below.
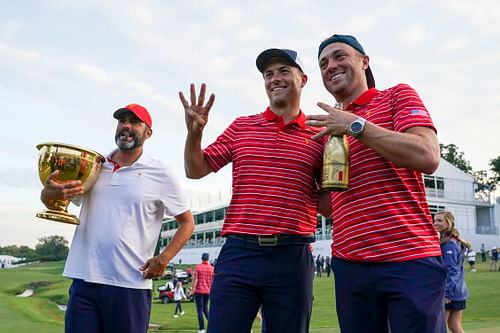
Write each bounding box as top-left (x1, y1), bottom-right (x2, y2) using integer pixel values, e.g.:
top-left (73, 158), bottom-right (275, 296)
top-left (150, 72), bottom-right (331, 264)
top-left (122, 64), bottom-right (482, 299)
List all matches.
top-left (357, 125), bottom-right (440, 174)
top-left (158, 211), bottom-right (195, 264)
top-left (184, 132), bottom-right (212, 179)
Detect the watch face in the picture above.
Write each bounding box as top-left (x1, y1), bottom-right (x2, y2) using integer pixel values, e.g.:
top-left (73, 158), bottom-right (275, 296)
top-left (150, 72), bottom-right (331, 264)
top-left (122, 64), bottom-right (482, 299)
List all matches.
top-left (351, 121), bottom-right (363, 133)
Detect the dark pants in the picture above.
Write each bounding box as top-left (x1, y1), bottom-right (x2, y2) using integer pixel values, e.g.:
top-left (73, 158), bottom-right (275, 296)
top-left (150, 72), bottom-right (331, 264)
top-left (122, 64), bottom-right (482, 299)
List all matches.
top-left (207, 237), bottom-right (314, 333)
top-left (195, 293), bottom-right (210, 330)
top-left (65, 279), bottom-right (151, 333)
top-left (332, 257), bottom-right (447, 333)
top-left (175, 300), bottom-right (182, 314)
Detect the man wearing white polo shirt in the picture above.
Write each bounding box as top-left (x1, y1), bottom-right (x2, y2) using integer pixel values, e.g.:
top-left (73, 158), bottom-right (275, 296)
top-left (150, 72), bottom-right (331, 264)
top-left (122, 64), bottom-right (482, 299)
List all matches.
top-left (41, 104), bottom-right (194, 333)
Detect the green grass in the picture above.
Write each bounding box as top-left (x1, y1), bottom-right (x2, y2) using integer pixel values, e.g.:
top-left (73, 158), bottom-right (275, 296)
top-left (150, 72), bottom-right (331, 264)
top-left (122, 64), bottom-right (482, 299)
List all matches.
top-left (0, 260), bottom-right (499, 332)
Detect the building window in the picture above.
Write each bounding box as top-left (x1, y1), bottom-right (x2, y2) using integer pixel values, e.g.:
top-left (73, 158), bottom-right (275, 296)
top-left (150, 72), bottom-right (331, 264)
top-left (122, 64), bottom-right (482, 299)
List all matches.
top-left (428, 205), bottom-right (446, 219)
top-left (215, 208), bottom-right (225, 221)
top-left (424, 175), bottom-right (445, 198)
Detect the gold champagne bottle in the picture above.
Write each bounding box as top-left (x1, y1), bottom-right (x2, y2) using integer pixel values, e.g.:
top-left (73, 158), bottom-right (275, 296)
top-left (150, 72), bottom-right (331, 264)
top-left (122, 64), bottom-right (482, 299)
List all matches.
top-left (322, 103), bottom-right (350, 191)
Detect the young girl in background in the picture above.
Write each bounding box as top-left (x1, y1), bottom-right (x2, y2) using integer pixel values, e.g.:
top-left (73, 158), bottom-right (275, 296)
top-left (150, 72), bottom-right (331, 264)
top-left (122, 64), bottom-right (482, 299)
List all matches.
top-left (173, 281), bottom-right (186, 318)
top-left (434, 211), bottom-right (470, 333)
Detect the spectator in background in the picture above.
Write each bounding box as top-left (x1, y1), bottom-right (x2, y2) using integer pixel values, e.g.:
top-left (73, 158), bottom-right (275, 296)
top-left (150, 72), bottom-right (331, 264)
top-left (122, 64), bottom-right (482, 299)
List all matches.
top-left (480, 243), bottom-right (486, 262)
top-left (325, 256), bottom-right (332, 277)
top-left (172, 276), bottom-right (179, 289)
top-left (190, 253), bottom-right (214, 333)
top-left (467, 249), bottom-right (476, 272)
top-left (316, 255), bottom-right (322, 277)
top-left (490, 247), bottom-right (498, 271)
top-left (434, 210), bottom-right (470, 333)
top-left (173, 281), bottom-right (186, 318)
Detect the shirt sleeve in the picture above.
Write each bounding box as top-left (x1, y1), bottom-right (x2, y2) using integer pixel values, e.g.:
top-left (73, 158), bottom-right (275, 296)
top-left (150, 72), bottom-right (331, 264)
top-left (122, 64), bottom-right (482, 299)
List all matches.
top-left (162, 167), bottom-right (190, 217)
top-left (391, 83), bottom-right (437, 134)
top-left (442, 240), bottom-right (462, 299)
top-left (203, 120), bottom-right (237, 172)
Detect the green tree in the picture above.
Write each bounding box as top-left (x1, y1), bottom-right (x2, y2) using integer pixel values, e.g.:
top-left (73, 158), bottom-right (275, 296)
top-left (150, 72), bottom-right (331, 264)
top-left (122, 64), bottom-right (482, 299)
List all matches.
top-left (489, 156), bottom-right (500, 189)
top-left (35, 235), bottom-right (69, 261)
top-left (472, 158), bottom-right (500, 192)
top-left (0, 245), bottom-right (37, 259)
top-left (439, 143), bottom-right (499, 192)
top-left (439, 143), bottom-right (473, 174)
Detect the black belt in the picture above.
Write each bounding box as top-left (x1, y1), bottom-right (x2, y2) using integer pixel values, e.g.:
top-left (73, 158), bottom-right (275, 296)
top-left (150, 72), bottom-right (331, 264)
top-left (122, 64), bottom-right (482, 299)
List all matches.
top-left (227, 234), bottom-right (315, 247)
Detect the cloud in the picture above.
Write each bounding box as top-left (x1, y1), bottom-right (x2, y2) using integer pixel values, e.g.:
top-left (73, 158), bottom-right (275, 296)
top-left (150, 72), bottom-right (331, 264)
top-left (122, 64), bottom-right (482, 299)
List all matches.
top-left (436, 37), bottom-right (469, 55)
top-left (74, 62), bottom-right (113, 84)
top-left (398, 25), bottom-right (427, 46)
top-left (0, 167), bottom-right (38, 189)
top-left (0, 41), bottom-right (39, 62)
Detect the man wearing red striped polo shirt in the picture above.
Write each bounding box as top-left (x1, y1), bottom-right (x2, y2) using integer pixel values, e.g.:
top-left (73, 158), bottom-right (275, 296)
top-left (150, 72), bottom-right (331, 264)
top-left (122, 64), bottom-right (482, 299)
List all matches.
top-left (306, 34), bottom-right (446, 333)
top-left (189, 253), bottom-right (214, 333)
top-left (180, 48), bottom-right (330, 332)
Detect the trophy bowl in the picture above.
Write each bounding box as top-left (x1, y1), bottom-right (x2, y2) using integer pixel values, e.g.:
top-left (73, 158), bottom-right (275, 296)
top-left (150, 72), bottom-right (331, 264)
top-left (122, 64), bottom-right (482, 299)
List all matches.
top-left (36, 142), bottom-right (105, 225)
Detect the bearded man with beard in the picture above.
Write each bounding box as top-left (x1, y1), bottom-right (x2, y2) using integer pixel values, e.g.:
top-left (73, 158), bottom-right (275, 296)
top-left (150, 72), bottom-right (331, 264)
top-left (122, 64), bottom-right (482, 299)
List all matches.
top-left (40, 104), bottom-right (194, 333)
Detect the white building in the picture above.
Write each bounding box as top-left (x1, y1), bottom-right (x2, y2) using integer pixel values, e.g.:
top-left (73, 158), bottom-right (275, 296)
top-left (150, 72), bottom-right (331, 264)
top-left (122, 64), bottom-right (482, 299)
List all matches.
top-left (0, 255), bottom-right (23, 268)
top-left (159, 158), bottom-right (499, 263)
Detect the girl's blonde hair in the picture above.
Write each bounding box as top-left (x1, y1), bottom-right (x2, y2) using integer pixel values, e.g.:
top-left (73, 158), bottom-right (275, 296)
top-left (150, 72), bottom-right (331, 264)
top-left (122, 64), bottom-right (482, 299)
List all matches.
top-left (435, 210), bottom-right (471, 250)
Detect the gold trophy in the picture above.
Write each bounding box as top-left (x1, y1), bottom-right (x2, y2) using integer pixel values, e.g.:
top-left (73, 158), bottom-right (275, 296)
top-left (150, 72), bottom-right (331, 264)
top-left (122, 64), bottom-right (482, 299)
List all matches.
top-left (36, 143), bottom-right (104, 225)
top-left (322, 103), bottom-right (350, 191)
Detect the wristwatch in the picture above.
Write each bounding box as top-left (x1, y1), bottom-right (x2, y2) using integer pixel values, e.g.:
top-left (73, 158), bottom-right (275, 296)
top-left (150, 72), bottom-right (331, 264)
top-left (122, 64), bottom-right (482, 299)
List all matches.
top-left (348, 118), bottom-right (366, 138)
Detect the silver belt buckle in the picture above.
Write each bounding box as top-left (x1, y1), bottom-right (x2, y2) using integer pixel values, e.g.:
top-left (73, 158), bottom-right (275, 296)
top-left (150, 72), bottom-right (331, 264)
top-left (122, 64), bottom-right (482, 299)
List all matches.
top-left (258, 235), bottom-right (278, 246)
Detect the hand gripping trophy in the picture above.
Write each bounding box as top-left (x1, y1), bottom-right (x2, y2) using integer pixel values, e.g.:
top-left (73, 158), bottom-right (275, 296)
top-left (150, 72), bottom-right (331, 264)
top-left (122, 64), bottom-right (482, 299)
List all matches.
top-left (36, 142), bottom-right (104, 225)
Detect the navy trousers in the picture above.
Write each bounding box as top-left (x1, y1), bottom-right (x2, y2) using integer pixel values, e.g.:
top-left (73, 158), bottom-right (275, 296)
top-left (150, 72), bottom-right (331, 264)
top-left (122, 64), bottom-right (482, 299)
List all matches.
top-left (207, 237), bottom-right (314, 333)
top-left (195, 293), bottom-right (210, 330)
top-left (65, 279), bottom-right (152, 333)
top-left (332, 256), bottom-right (447, 333)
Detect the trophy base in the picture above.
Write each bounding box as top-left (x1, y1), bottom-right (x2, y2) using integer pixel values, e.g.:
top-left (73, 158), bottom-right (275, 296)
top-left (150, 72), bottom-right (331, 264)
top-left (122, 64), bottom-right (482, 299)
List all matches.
top-left (36, 210), bottom-right (80, 225)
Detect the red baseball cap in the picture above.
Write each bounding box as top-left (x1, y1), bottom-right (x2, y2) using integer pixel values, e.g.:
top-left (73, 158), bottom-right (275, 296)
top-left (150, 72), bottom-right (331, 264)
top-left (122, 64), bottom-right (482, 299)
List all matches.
top-left (113, 103), bottom-right (152, 128)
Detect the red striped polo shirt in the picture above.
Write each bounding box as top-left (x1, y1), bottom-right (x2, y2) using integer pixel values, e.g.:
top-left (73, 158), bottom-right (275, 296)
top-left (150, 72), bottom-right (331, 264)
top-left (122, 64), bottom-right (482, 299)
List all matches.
top-left (193, 262), bottom-right (214, 294)
top-left (330, 84), bottom-right (442, 262)
top-left (204, 108), bottom-right (324, 235)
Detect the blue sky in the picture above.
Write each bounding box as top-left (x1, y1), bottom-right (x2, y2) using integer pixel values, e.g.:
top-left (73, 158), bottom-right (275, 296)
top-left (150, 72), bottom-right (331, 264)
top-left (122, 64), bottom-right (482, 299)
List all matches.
top-left (1, 0), bottom-right (499, 247)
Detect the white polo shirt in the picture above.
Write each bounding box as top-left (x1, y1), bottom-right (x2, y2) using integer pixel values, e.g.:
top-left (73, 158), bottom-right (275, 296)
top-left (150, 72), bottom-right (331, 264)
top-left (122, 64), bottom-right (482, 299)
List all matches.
top-left (63, 150), bottom-right (189, 289)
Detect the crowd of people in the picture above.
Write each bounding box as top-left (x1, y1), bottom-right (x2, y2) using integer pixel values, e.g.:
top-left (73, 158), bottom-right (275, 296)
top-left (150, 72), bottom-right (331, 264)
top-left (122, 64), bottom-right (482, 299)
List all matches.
top-left (39, 33), bottom-right (496, 333)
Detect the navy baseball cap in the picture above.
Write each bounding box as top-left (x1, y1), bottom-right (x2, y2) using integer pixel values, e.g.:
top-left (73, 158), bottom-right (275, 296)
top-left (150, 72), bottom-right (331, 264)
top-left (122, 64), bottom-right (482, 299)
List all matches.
top-left (201, 253), bottom-right (209, 261)
top-left (256, 48), bottom-right (304, 73)
top-left (317, 34), bottom-right (375, 88)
